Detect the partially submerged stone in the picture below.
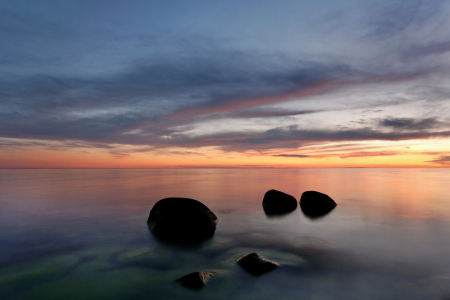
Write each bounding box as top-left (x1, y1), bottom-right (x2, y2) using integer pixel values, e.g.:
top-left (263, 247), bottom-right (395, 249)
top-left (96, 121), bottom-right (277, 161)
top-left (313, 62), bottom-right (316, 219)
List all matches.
top-left (262, 189), bottom-right (297, 215)
top-left (300, 191), bottom-right (337, 218)
top-left (237, 253), bottom-right (279, 276)
top-left (147, 198), bottom-right (218, 244)
top-left (176, 272), bottom-right (213, 290)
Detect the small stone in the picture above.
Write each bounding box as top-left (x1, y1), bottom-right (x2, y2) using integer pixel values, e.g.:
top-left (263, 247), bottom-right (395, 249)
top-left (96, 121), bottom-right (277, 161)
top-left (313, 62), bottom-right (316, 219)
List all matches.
top-left (176, 272), bottom-right (213, 290)
top-left (237, 253), bottom-right (279, 276)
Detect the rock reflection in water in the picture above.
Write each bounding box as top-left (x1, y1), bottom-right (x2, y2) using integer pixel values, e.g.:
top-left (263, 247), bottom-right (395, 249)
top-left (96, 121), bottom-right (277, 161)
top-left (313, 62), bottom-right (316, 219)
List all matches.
top-left (2, 169), bottom-right (450, 299)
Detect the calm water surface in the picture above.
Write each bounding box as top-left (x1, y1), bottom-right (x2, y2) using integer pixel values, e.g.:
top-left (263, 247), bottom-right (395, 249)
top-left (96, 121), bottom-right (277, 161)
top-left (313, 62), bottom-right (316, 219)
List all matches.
top-left (1, 168), bottom-right (450, 299)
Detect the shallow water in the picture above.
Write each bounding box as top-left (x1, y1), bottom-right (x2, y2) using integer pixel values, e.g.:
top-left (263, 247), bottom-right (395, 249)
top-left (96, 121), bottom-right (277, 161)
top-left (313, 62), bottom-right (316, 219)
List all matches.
top-left (1, 168), bottom-right (450, 299)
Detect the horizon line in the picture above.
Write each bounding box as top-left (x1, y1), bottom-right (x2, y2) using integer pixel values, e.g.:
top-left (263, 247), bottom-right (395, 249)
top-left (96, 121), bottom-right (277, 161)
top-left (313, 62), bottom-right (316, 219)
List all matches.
top-left (1, 166), bottom-right (449, 170)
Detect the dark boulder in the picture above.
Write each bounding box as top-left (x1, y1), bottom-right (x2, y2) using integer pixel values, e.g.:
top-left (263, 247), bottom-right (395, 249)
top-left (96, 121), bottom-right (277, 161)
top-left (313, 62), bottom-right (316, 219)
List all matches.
top-left (237, 253), bottom-right (279, 276)
top-left (147, 198), bottom-right (218, 244)
top-left (300, 191), bottom-right (337, 218)
top-left (262, 189), bottom-right (297, 215)
top-left (176, 272), bottom-right (213, 290)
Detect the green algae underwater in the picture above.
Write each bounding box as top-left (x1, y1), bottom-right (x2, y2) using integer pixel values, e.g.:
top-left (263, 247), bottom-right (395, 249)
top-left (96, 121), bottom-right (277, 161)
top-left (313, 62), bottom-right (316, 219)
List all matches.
top-left (2, 168), bottom-right (450, 300)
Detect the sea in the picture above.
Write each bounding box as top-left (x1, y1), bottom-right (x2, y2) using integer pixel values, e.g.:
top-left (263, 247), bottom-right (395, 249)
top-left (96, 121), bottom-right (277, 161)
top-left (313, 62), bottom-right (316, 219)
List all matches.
top-left (1, 168), bottom-right (450, 300)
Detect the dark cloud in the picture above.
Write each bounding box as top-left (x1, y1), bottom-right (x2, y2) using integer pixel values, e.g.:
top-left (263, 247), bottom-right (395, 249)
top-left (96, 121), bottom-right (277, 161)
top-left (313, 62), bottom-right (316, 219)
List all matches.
top-left (426, 155), bottom-right (450, 165)
top-left (188, 107), bottom-right (321, 122)
top-left (271, 154), bottom-right (310, 158)
top-left (111, 152), bottom-right (130, 159)
top-left (236, 126), bottom-right (450, 145)
top-left (0, 51), bottom-right (350, 142)
top-left (339, 151), bottom-right (399, 159)
top-left (226, 109), bottom-right (320, 119)
top-left (365, 0), bottom-right (443, 40)
top-left (64, 142), bottom-right (115, 149)
top-left (0, 138), bottom-right (116, 151)
top-left (402, 40), bottom-right (450, 58)
top-left (2, 0), bottom-right (450, 161)
top-left (166, 151), bottom-right (205, 156)
top-left (0, 139), bottom-right (48, 149)
top-left (130, 125), bottom-right (450, 152)
top-left (379, 117), bottom-right (441, 130)
top-left (1, 41), bottom-right (443, 146)
top-left (303, 144), bottom-right (389, 154)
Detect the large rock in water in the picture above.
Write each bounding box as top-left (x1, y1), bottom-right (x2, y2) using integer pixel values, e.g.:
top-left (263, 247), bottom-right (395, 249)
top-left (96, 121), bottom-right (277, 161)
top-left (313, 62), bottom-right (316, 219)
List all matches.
top-left (300, 191), bottom-right (337, 218)
top-left (237, 253), bottom-right (279, 276)
top-left (147, 198), bottom-right (218, 244)
top-left (176, 272), bottom-right (213, 290)
top-left (262, 189), bottom-right (297, 215)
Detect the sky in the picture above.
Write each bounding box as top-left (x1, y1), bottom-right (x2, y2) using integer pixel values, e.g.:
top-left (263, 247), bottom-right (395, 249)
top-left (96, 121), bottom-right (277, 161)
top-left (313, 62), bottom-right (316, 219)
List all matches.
top-left (2, 0), bottom-right (450, 168)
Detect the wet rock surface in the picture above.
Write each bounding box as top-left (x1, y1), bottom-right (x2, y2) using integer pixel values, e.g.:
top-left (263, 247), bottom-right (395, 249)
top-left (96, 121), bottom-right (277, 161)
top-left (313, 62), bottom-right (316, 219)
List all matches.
top-left (300, 191), bottom-right (337, 218)
top-left (148, 198), bottom-right (218, 244)
top-left (237, 253), bottom-right (279, 276)
top-left (262, 189), bottom-right (297, 215)
top-left (176, 272), bottom-right (213, 290)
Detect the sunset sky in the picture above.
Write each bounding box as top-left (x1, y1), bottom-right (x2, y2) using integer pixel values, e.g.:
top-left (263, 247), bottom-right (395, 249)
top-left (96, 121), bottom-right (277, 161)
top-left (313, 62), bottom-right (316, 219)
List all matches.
top-left (2, 0), bottom-right (450, 168)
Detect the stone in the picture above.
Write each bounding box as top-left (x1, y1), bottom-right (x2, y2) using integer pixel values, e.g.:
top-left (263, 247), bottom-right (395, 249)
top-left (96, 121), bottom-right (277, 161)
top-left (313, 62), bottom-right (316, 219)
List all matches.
top-left (262, 189), bottom-right (297, 215)
top-left (237, 253), bottom-right (279, 276)
top-left (300, 191), bottom-right (337, 218)
top-left (147, 198), bottom-right (218, 244)
top-left (176, 272), bottom-right (213, 290)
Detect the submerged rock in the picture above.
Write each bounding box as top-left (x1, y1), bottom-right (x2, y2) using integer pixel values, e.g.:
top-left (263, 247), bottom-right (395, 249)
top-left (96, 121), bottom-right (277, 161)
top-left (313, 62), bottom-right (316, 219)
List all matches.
top-left (176, 272), bottom-right (213, 290)
top-left (237, 253), bottom-right (279, 276)
top-left (147, 198), bottom-right (218, 244)
top-left (262, 189), bottom-right (297, 215)
top-left (300, 191), bottom-right (337, 218)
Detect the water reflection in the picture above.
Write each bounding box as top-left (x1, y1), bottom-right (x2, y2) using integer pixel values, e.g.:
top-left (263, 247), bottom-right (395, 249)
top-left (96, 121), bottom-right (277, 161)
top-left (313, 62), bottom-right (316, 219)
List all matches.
top-left (1, 168), bottom-right (450, 299)
top-left (2, 168), bottom-right (449, 220)
top-left (263, 207), bottom-right (296, 218)
top-left (300, 206), bottom-right (335, 219)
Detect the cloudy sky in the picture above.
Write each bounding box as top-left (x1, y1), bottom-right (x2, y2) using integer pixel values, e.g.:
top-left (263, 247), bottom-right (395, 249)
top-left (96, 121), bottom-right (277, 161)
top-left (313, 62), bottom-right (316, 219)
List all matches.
top-left (2, 0), bottom-right (450, 168)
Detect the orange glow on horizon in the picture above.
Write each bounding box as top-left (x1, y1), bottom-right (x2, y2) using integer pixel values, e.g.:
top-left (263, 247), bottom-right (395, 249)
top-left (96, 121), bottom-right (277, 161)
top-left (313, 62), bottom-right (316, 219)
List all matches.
top-left (1, 137), bottom-right (449, 168)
